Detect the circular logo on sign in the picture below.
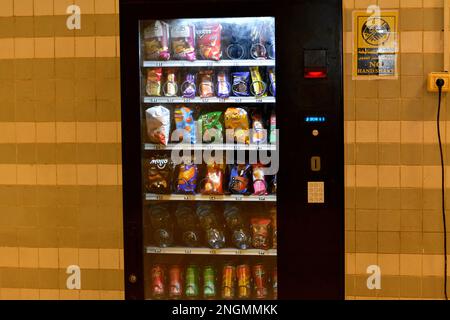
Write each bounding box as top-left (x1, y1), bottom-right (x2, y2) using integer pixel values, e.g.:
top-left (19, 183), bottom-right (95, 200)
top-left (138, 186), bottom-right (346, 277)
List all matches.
top-left (361, 18), bottom-right (391, 46)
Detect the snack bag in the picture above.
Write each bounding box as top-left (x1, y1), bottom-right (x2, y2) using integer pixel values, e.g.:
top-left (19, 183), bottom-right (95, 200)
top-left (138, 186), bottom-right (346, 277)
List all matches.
top-left (176, 163), bottom-right (198, 194)
top-left (198, 70), bottom-right (215, 98)
top-left (249, 67), bottom-right (267, 97)
top-left (251, 218), bottom-right (271, 250)
top-left (199, 111), bottom-right (223, 143)
top-left (271, 175), bottom-right (277, 194)
top-left (250, 22), bottom-right (269, 59)
top-left (171, 24), bottom-right (196, 61)
top-left (196, 23), bottom-right (222, 61)
top-left (232, 72), bottom-right (250, 96)
top-left (146, 155), bottom-right (174, 194)
top-left (216, 70), bottom-right (230, 98)
top-left (181, 73), bottom-right (196, 98)
top-left (251, 111), bottom-right (267, 144)
top-left (269, 111), bottom-right (276, 144)
top-left (201, 163), bottom-right (225, 195)
top-left (143, 20), bottom-right (170, 60)
top-left (163, 69), bottom-right (178, 97)
top-left (228, 164), bottom-right (251, 194)
top-left (173, 106), bottom-right (196, 144)
top-left (146, 68), bottom-right (162, 96)
top-left (145, 106), bottom-right (171, 145)
top-left (252, 164), bottom-right (268, 196)
top-left (268, 68), bottom-right (276, 96)
top-left (225, 108), bottom-right (250, 144)
top-left (270, 207), bottom-right (277, 249)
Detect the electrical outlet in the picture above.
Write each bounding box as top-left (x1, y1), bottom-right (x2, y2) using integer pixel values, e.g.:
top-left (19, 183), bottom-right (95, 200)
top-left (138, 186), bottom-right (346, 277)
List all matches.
top-left (427, 72), bottom-right (450, 92)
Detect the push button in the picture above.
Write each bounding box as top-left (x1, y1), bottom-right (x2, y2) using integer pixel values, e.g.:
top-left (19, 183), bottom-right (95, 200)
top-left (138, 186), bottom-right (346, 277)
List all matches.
top-left (311, 156), bottom-right (321, 172)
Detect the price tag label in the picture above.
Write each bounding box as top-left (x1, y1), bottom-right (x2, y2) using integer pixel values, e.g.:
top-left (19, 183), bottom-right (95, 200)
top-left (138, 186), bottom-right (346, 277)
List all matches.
top-left (259, 196), bottom-right (266, 201)
top-left (185, 249), bottom-right (192, 254)
top-left (209, 196), bottom-right (217, 201)
top-left (234, 196), bottom-right (243, 201)
top-left (256, 98), bottom-right (263, 103)
top-left (259, 250), bottom-right (266, 256)
top-left (210, 249), bottom-right (217, 255)
top-left (235, 250), bottom-right (243, 255)
top-left (183, 195), bottom-right (192, 201)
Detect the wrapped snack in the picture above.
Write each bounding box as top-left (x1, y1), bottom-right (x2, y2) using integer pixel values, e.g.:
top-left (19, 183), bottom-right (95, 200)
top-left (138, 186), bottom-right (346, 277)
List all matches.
top-left (251, 218), bottom-right (271, 250)
top-left (271, 175), bottom-right (277, 194)
top-left (252, 164), bottom-right (267, 196)
top-left (176, 163), bottom-right (198, 194)
top-left (201, 163), bottom-right (225, 195)
top-left (146, 154), bottom-right (174, 194)
top-left (145, 106), bottom-right (170, 145)
top-left (173, 106), bottom-right (196, 144)
top-left (228, 164), bottom-right (251, 194)
top-left (231, 72), bottom-right (250, 97)
top-left (268, 68), bottom-right (276, 96)
top-left (198, 70), bottom-right (215, 98)
top-left (249, 67), bottom-right (267, 97)
top-left (163, 69), bottom-right (178, 97)
top-left (251, 111), bottom-right (267, 144)
top-left (143, 20), bottom-right (170, 61)
top-left (146, 68), bottom-right (162, 96)
top-left (250, 23), bottom-right (269, 59)
top-left (196, 23), bottom-right (222, 61)
top-left (181, 73), bottom-right (196, 98)
top-left (216, 70), bottom-right (230, 98)
top-left (270, 207), bottom-right (277, 249)
top-left (171, 23), bottom-right (196, 61)
top-left (225, 108), bottom-right (250, 144)
top-left (269, 111), bottom-right (276, 144)
top-left (199, 111), bottom-right (223, 143)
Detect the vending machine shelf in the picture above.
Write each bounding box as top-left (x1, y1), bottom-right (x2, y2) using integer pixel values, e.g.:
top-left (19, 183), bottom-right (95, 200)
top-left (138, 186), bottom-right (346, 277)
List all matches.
top-left (143, 59), bottom-right (276, 68)
top-left (143, 96), bottom-right (276, 104)
top-left (146, 246), bottom-right (277, 256)
top-left (143, 143), bottom-right (277, 151)
top-left (145, 194), bottom-right (277, 202)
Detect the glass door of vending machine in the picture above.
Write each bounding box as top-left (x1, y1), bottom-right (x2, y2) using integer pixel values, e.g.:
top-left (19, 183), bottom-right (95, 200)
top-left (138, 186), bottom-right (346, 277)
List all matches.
top-left (140, 17), bottom-right (278, 300)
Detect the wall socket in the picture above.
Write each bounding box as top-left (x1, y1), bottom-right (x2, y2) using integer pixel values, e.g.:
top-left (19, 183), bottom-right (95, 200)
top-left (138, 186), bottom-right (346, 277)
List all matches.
top-left (427, 72), bottom-right (450, 92)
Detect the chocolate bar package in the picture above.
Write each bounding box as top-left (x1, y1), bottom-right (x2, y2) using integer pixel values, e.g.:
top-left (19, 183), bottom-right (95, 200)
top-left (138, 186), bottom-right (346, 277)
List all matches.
top-left (268, 68), bottom-right (276, 96)
top-left (145, 106), bottom-right (171, 145)
top-left (231, 72), bottom-right (250, 97)
top-left (143, 20), bottom-right (170, 60)
top-left (181, 73), bottom-right (196, 98)
top-left (251, 111), bottom-right (267, 144)
top-left (198, 70), bottom-right (215, 98)
top-left (146, 68), bottom-right (162, 96)
top-left (171, 23), bottom-right (196, 61)
top-left (146, 154), bottom-right (174, 194)
top-left (252, 164), bottom-right (268, 196)
top-left (216, 70), bottom-right (230, 98)
top-left (163, 69), bottom-right (178, 97)
top-left (196, 23), bottom-right (222, 61)
top-left (228, 164), bottom-right (251, 194)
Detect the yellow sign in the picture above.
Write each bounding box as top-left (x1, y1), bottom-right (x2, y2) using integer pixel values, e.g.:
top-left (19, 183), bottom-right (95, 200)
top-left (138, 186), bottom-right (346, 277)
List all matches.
top-left (353, 11), bottom-right (398, 78)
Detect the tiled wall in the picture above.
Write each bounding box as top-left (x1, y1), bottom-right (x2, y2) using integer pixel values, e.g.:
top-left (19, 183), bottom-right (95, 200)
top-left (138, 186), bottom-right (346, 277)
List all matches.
top-left (0, 0), bottom-right (123, 300)
top-left (344, 0), bottom-right (450, 299)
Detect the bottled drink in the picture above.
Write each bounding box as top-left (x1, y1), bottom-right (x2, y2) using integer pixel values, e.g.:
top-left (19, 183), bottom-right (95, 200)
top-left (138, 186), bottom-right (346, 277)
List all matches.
top-left (203, 265), bottom-right (217, 299)
top-left (168, 265), bottom-right (183, 299)
top-left (224, 203), bottom-right (251, 250)
top-left (252, 263), bottom-right (268, 299)
top-left (151, 264), bottom-right (166, 299)
top-left (196, 203), bottom-right (226, 249)
top-left (185, 265), bottom-right (200, 299)
top-left (221, 263), bottom-right (236, 299)
top-left (237, 264), bottom-right (251, 299)
top-left (175, 204), bottom-right (202, 247)
top-left (148, 204), bottom-right (174, 248)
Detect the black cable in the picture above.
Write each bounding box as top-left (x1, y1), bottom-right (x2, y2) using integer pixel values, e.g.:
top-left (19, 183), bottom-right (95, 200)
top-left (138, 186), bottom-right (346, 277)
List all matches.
top-left (436, 78), bottom-right (448, 300)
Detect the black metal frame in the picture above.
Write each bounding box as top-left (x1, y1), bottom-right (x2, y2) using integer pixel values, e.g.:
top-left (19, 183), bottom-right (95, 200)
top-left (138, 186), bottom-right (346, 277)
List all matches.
top-left (119, 0), bottom-right (344, 300)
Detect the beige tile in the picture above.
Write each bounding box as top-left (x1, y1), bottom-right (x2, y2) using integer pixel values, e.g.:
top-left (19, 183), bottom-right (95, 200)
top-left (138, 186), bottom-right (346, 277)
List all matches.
top-left (80, 290), bottom-right (100, 300)
top-left (59, 290), bottom-right (80, 300)
top-left (423, 166), bottom-right (440, 188)
top-left (97, 122), bottom-right (117, 143)
top-left (36, 123), bottom-right (56, 143)
top-left (96, 36), bottom-right (116, 57)
top-left (77, 165), bottom-right (97, 185)
top-left (400, 165), bottom-right (423, 187)
top-left (346, 165), bottom-right (356, 187)
top-left (16, 123), bottom-right (36, 143)
top-left (0, 39), bottom-right (14, 59)
top-left (346, 253), bottom-right (356, 274)
top-left (14, 0), bottom-right (34, 16)
top-left (75, 36), bottom-right (95, 57)
top-left (100, 290), bottom-right (124, 300)
top-left (0, 0), bottom-right (13, 17)
top-left (21, 289), bottom-right (40, 300)
top-left (95, 0), bottom-right (116, 13)
top-left (54, 0), bottom-right (74, 15)
top-left (0, 247), bottom-right (19, 267)
top-left (343, 0), bottom-right (354, 9)
top-left (99, 249), bottom-right (119, 269)
top-left (39, 289), bottom-right (60, 300)
top-left (354, 0), bottom-right (377, 9)
top-left (401, 76), bottom-right (425, 98)
top-left (401, 121), bottom-right (423, 143)
top-left (35, 38), bottom-right (54, 59)
top-left (346, 121), bottom-right (356, 143)
top-left (423, 0), bottom-right (443, 7)
top-left (0, 164), bottom-right (17, 184)
top-left (378, 166), bottom-right (400, 187)
top-left (19, 247), bottom-right (38, 268)
top-left (379, 121), bottom-right (400, 142)
top-left (55, 37), bottom-right (75, 58)
top-left (422, 255), bottom-right (444, 276)
top-left (76, 122), bottom-right (96, 143)
top-left (424, 121), bottom-right (439, 143)
top-left (2, 288), bottom-right (21, 300)
top-left (34, 0), bottom-right (54, 15)
top-left (401, 32), bottom-right (423, 53)
top-left (38, 248), bottom-right (59, 268)
top-left (400, 0), bottom-right (422, 7)
top-left (76, 0), bottom-right (95, 13)
top-left (356, 121), bottom-right (378, 143)
top-left (14, 38), bottom-right (34, 59)
top-left (37, 165), bottom-right (57, 185)
top-left (79, 248), bottom-right (99, 269)
top-left (378, 0), bottom-right (400, 8)
top-left (56, 165), bottom-right (77, 185)
top-left (378, 254), bottom-right (400, 275)
top-left (56, 122), bottom-right (76, 143)
top-left (17, 165), bottom-right (37, 185)
top-left (356, 165), bottom-right (378, 187)
top-left (423, 31), bottom-right (443, 53)
top-left (98, 165), bottom-right (118, 185)
top-left (355, 253), bottom-right (377, 274)
top-left (399, 254), bottom-right (422, 276)
top-left (0, 123), bottom-right (16, 143)
top-left (58, 248), bottom-right (79, 268)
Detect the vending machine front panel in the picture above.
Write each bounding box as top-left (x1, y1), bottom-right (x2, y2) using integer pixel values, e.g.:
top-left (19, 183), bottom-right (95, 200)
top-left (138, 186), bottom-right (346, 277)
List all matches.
top-left (120, 0), bottom-right (343, 300)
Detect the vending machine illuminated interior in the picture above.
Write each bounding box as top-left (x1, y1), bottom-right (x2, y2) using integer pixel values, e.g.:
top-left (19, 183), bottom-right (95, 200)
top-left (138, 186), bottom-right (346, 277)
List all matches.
top-left (120, 0), bottom-right (344, 300)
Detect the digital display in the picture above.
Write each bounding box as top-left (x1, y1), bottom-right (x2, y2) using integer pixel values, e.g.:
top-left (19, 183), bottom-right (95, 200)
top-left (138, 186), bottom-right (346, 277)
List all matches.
top-left (305, 116), bottom-right (326, 123)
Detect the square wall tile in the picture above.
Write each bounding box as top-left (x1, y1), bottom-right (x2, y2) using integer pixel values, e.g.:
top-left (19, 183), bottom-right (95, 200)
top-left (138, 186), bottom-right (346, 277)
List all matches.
top-left (34, 0), bottom-right (54, 15)
top-left (14, 0), bottom-right (34, 16)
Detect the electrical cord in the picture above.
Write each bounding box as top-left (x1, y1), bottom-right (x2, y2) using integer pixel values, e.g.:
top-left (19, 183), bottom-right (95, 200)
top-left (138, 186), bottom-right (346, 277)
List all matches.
top-left (436, 78), bottom-right (448, 300)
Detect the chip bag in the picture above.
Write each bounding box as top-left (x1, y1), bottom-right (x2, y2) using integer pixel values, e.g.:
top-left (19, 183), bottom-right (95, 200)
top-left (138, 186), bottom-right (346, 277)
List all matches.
top-left (225, 108), bottom-right (250, 144)
top-left (199, 111), bottom-right (223, 143)
top-left (143, 20), bottom-right (170, 60)
top-left (229, 164), bottom-right (251, 194)
top-left (145, 106), bottom-right (171, 145)
top-left (198, 70), bottom-right (215, 98)
top-left (232, 72), bottom-right (250, 97)
top-left (176, 163), bottom-right (198, 194)
top-left (251, 218), bottom-right (271, 250)
top-left (171, 23), bottom-right (196, 61)
top-left (252, 164), bottom-right (268, 196)
top-left (196, 23), bottom-right (222, 61)
top-left (146, 68), bottom-right (162, 96)
top-left (201, 163), bottom-right (225, 195)
top-left (146, 155), bottom-right (174, 194)
top-left (173, 106), bottom-right (196, 144)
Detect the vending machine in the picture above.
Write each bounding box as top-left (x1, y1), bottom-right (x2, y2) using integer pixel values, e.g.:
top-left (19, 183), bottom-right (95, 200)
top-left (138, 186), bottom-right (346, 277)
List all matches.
top-left (119, 0), bottom-right (344, 300)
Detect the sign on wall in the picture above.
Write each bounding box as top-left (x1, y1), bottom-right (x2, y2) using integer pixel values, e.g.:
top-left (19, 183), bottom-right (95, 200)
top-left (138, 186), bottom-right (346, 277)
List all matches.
top-left (353, 8), bottom-right (399, 79)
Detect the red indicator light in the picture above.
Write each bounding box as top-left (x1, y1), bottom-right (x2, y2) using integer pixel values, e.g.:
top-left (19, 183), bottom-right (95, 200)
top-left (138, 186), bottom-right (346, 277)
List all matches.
top-left (304, 69), bottom-right (327, 79)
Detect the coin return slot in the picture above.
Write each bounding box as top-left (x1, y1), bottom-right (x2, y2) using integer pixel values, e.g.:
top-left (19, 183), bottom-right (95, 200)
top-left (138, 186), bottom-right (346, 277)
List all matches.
top-left (311, 156), bottom-right (321, 172)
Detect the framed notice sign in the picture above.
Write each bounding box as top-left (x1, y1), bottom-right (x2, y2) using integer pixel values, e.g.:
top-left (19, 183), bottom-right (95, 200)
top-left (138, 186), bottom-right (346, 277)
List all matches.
top-left (353, 10), bottom-right (399, 79)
